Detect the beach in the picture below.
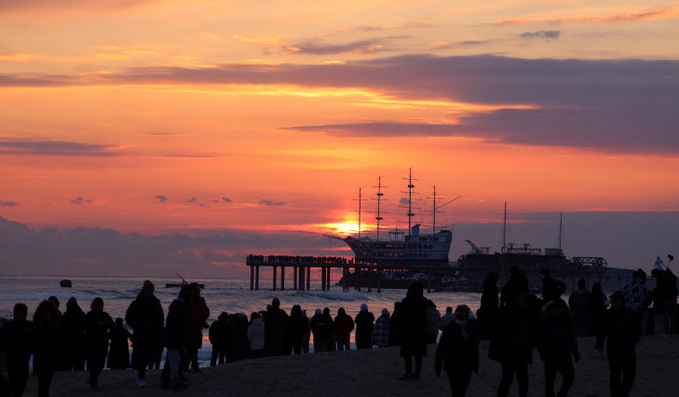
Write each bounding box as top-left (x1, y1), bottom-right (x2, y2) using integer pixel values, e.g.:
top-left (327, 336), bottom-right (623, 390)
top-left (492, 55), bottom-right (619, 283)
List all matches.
top-left (19, 335), bottom-right (679, 397)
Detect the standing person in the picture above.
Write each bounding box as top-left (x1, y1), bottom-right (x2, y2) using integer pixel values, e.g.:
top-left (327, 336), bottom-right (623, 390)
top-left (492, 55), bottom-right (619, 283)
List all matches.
top-left (478, 272), bottom-right (499, 339)
top-left (107, 318), bottom-right (131, 369)
top-left (372, 308), bottom-right (390, 348)
top-left (333, 308), bottom-right (354, 351)
top-left (310, 309), bottom-right (330, 353)
top-left (58, 297), bottom-right (87, 371)
top-left (440, 306), bottom-right (454, 330)
top-left (652, 265), bottom-right (678, 337)
top-left (209, 312), bottom-right (228, 365)
top-left (301, 310), bottom-right (311, 354)
top-left (596, 291), bottom-right (641, 397)
top-left (425, 300), bottom-right (441, 344)
top-left (125, 279), bottom-right (164, 387)
top-left (540, 269), bottom-right (567, 304)
top-left (162, 285), bottom-right (191, 390)
top-left (587, 282), bottom-right (609, 336)
top-left (398, 281), bottom-right (428, 380)
top-left (288, 305), bottom-right (307, 355)
top-left (539, 299), bottom-right (580, 397)
top-left (568, 278), bottom-right (591, 337)
top-left (186, 283), bottom-right (210, 372)
top-left (322, 308), bottom-right (335, 352)
top-left (435, 305), bottom-right (480, 397)
top-left (0, 303), bottom-right (32, 397)
top-left (491, 292), bottom-right (539, 397)
top-left (500, 267), bottom-right (529, 308)
top-left (354, 303), bottom-right (375, 349)
top-left (85, 297), bottom-right (114, 390)
top-left (247, 312), bottom-right (265, 358)
top-left (264, 298), bottom-right (289, 356)
top-left (32, 300), bottom-right (61, 397)
top-left (623, 269), bottom-right (652, 335)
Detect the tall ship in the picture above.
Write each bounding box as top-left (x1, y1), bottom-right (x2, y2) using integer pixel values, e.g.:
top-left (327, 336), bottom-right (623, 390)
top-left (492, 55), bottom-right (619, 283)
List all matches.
top-left (327, 169), bottom-right (459, 287)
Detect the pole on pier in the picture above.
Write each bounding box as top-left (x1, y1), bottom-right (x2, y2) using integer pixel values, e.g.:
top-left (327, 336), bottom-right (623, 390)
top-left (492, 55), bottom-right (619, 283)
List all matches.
top-left (355, 266), bottom-right (361, 291)
top-left (326, 267), bottom-right (331, 291)
top-left (293, 266), bottom-right (298, 290)
top-left (281, 266), bottom-right (285, 291)
top-left (306, 266), bottom-right (311, 291)
top-left (377, 268), bottom-right (381, 293)
top-left (272, 266), bottom-right (277, 291)
top-left (426, 271), bottom-right (432, 294)
top-left (250, 265), bottom-right (254, 290)
top-left (255, 266), bottom-right (260, 291)
top-left (342, 267), bottom-right (349, 292)
top-left (367, 267), bottom-right (372, 292)
top-left (321, 267), bottom-right (326, 291)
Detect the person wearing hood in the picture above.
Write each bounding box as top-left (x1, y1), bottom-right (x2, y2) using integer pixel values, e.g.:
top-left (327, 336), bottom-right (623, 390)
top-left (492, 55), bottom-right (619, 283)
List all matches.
top-left (354, 303), bottom-right (375, 349)
top-left (435, 305), bottom-right (480, 396)
top-left (333, 308), bottom-right (354, 351)
top-left (310, 308), bottom-right (330, 353)
top-left (399, 281), bottom-right (428, 380)
top-left (372, 308), bottom-right (390, 348)
top-left (162, 285), bottom-right (191, 390)
top-left (209, 312), bottom-right (228, 365)
top-left (186, 283), bottom-right (210, 372)
top-left (125, 280), bottom-right (164, 387)
top-left (425, 300), bottom-right (441, 344)
top-left (58, 297), bottom-right (87, 371)
top-left (32, 300), bottom-right (61, 397)
top-left (247, 312), bottom-right (265, 358)
top-left (85, 297), bottom-right (114, 390)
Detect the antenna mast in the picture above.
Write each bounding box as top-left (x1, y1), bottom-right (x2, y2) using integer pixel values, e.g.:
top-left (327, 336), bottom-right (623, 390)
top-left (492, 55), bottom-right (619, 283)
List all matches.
top-left (433, 185), bottom-right (436, 234)
top-left (501, 202), bottom-right (507, 253)
top-left (407, 168), bottom-right (415, 235)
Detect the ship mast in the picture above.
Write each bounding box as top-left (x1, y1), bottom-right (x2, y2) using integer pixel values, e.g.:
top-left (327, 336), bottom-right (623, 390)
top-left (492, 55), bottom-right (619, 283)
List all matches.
top-left (358, 187), bottom-right (362, 239)
top-left (407, 168), bottom-right (415, 235)
top-left (432, 185), bottom-right (437, 234)
top-left (558, 212), bottom-right (563, 250)
top-left (375, 176), bottom-right (384, 241)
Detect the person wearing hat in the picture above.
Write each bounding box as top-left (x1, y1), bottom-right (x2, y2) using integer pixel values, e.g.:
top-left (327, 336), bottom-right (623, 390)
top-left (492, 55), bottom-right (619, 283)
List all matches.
top-left (162, 285), bottom-right (192, 390)
top-left (125, 280), bottom-right (164, 387)
top-left (596, 290), bottom-right (640, 397)
top-left (355, 303), bottom-right (375, 349)
top-left (539, 269), bottom-right (567, 304)
top-left (435, 304), bottom-right (480, 396)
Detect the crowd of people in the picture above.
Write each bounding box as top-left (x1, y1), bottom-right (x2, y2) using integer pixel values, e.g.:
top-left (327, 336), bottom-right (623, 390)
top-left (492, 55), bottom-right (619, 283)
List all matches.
top-left (0, 262), bottom-right (677, 397)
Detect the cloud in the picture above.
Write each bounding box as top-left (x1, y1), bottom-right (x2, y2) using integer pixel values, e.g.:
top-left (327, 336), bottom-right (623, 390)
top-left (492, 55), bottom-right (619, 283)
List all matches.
top-left (0, 140), bottom-right (119, 156)
top-left (430, 40), bottom-right (490, 48)
top-left (278, 37), bottom-right (405, 55)
top-left (497, 6), bottom-right (678, 25)
top-left (341, 22), bottom-right (433, 32)
top-left (153, 195), bottom-right (168, 203)
top-left (520, 30), bottom-right (560, 39)
top-left (71, 196), bottom-right (92, 205)
top-left (221, 197), bottom-right (232, 203)
top-left (0, 200), bottom-right (19, 207)
top-left (0, 0), bottom-right (156, 17)
top-left (187, 197), bottom-right (198, 203)
top-left (259, 199), bottom-right (286, 206)
top-left (2, 55), bottom-right (678, 154)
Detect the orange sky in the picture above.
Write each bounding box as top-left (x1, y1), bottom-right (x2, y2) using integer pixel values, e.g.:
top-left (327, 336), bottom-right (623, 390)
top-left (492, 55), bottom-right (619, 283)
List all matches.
top-left (1, 1), bottom-right (678, 276)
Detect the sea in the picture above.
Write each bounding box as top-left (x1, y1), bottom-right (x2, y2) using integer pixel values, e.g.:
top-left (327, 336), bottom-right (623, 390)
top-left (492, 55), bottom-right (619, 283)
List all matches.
top-left (0, 276), bottom-right (482, 367)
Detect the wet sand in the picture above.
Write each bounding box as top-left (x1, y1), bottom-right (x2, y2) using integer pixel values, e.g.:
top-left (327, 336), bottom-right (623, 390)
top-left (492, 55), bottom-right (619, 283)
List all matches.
top-left (27, 335), bottom-right (679, 397)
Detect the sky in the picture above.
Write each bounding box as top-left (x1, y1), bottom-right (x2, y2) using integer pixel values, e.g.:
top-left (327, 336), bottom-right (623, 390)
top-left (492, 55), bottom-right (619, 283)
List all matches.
top-left (1, 0), bottom-right (678, 278)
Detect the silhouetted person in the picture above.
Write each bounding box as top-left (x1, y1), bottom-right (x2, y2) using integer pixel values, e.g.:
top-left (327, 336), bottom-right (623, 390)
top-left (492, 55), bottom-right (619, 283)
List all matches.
top-left (187, 282), bottom-right (210, 372)
top-left (435, 305), bottom-right (480, 397)
top-left (355, 303), bottom-right (375, 349)
top-left (85, 297), bottom-right (113, 390)
top-left (398, 281), bottom-right (428, 380)
top-left (0, 303), bottom-right (32, 397)
top-left (209, 312), bottom-right (228, 365)
top-left (289, 305), bottom-right (307, 355)
top-left (477, 272), bottom-right (499, 341)
top-left (125, 279), bottom-right (164, 387)
top-left (231, 313), bottom-right (250, 361)
top-left (322, 308), bottom-right (335, 352)
top-left (162, 285), bottom-right (191, 390)
top-left (264, 298), bottom-right (289, 356)
top-left (596, 291), bottom-right (640, 397)
top-left (440, 306), bottom-right (454, 330)
top-left (425, 300), bottom-right (441, 344)
top-left (652, 266), bottom-right (677, 336)
top-left (568, 278), bottom-right (590, 337)
top-left (539, 299), bottom-right (579, 397)
top-left (301, 310), bottom-right (311, 354)
top-left (587, 282), bottom-right (608, 336)
top-left (333, 307), bottom-right (353, 351)
top-left (58, 297), bottom-right (87, 371)
top-left (500, 267), bottom-right (529, 308)
top-left (310, 308), bottom-right (331, 353)
top-left (491, 292), bottom-right (539, 397)
top-left (623, 268), bottom-right (652, 335)
top-left (107, 318), bottom-right (130, 369)
top-left (540, 269), bottom-right (567, 304)
top-left (247, 312), bottom-right (265, 358)
top-left (372, 308), bottom-right (390, 348)
top-left (32, 300), bottom-right (61, 397)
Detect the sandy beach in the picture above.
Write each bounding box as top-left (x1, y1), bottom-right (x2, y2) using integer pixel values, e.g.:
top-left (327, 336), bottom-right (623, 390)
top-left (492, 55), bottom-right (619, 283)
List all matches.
top-left (19, 335), bottom-right (679, 397)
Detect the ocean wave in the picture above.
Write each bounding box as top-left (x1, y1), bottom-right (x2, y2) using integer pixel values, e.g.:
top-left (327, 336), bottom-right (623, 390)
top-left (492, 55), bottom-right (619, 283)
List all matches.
top-left (295, 290), bottom-right (370, 301)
